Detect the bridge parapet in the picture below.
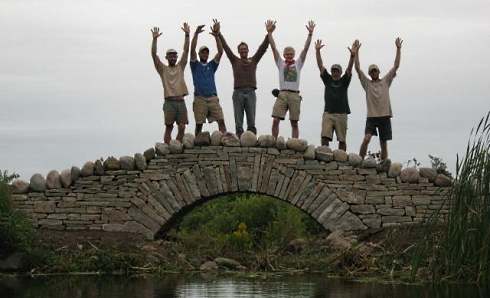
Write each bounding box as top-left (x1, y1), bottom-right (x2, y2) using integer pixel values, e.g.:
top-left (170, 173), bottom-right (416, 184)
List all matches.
top-left (10, 133), bottom-right (451, 239)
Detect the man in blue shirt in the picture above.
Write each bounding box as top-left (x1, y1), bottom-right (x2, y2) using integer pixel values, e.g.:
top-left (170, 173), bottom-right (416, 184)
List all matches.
top-left (190, 19), bottom-right (226, 135)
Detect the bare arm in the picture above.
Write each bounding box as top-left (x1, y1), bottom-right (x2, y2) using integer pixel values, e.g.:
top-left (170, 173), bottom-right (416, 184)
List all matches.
top-left (210, 19), bottom-right (223, 63)
top-left (314, 39), bottom-right (326, 73)
top-left (179, 22), bottom-right (191, 68)
top-left (299, 20), bottom-right (315, 63)
top-left (150, 27), bottom-right (163, 72)
top-left (353, 40), bottom-right (362, 74)
top-left (252, 34), bottom-right (269, 63)
top-left (265, 20), bottom-right (279, 62)
top-left (345, 41), bottom-right (356, 75)
top-left (190, 25), bottom-right (205, 62)
top-left (394, 37), bottom-right (402, 70)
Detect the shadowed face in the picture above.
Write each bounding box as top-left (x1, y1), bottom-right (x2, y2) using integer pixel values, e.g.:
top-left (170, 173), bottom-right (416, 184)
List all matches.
top-left (331, 68), bottom-right (342, 80)
top-left (238, 43), bottom-right (249, 59)
top-left (369, 68), bottom-right (380, 80)
top-left (166, 53), bottom-right (178, 66)
top-left (199, 49), bottom-right (209, 63)
top-left (283, 47), bottom-right (295, 63)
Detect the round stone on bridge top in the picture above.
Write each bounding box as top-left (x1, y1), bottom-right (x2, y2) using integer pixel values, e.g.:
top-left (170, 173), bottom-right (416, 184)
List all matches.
top-left (71, 166), bottom-right (81, 182)
top-left (120, 156), bottom-right (135, 170)
top-left (134, 153), bottom-right (147, 171)
top-left (195, 131), bottom-right (211, 146)
top-left (222, 133), bottom-right (241, 147)
top-left (258, 135), bottom-right (275, 147)
top-left (303, 145), bottom-right (316, 160)
top-left (419, 167), bottom-right (438, 182)
top-left (240, 131), bottom-right (257, 147)
top-left (286, 138), bottom-right (308, 152)
top-left (143, 147), bottom-right (156, 161)
top-left (333, 149), bottom-right (348, 162)
top-left (182, 133), bottom-right (195, 149)
top-left (388, 162), bottom-right (402, 178)
top-left (81, 161), bottom-right (95, 177)
top-left (103, 156), bottom-right (121, 171)
top-left (210, 131), bottom-right (223, 146)
top-left (434, 174), bottom-right (452, 187)
top-left (169, 140), bottom-right (184, 153)
top-left (46, 170), bottom-right (61, 189)
top-left (30, 173), bottom-right (46, 192)
top-left (60, 169), bottom-right (72, 188)
top-left (11, 179), bottom-right (29, 194)
top-left (400, 167), bottom-right (420, 183)
top-left (348, 153), bottom-right (362, 167)
top-left (276, 136), bottom-right (287, 149)
top-left (155, 143), bottom-right (170, 155)
top-left (315, 146), bottom-right (333, 162)
top-left (94, 160), bottom-right (105, 176)
top-left (362, 157), bottom-right (377, 168)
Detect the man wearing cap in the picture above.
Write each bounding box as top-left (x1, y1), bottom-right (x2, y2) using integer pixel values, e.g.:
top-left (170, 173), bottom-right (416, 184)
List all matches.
top-left (315, 39), bottom-right (356, 151)
top-left (352, 38), bottom-right (403, 162)
top-left (217, 20), bottom-right (270, 137)
top-left (265, 20), bottom-right (315, 139)
top-left (151, 23), bottom-right (191, 144)
top-left (190, 20), bottom-right (226, 135)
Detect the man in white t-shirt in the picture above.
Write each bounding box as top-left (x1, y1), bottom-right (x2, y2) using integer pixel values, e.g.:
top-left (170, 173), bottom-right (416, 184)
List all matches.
top-left (266, 20), bottom-right (315, 139)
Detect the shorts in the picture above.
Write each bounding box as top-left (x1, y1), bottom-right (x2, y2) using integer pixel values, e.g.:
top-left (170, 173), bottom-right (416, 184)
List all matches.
top-left (321, 112), bottom-right (348, 142)
top-left (193, 96), bottom-right (224, 124)
top-left (365, 117), bottom-right (392, 141)
top-left (163, 98), bottom-right (189, 126)
top-left (271, 90), bottom-right (301, 121)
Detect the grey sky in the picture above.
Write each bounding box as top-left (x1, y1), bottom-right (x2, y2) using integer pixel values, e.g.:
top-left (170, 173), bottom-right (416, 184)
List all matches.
top-left (1, 0), bottom-right (489, 179)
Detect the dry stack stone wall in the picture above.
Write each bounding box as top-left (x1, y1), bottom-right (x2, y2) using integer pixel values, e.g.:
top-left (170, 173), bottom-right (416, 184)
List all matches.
top-left (10, 132), bottom-right (451, 240)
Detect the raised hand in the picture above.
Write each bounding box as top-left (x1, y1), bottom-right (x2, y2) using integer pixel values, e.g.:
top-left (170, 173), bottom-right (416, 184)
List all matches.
top-left (195, 24), bottom-right (205, 35)
top-left (265, 19), bottom-right (276, 33)
top-left (210, 19), bottom-right (220, 36)
top-left (351, 39), bottom-right (361, 54)
top-left (151, 27), bottom-right (162, 39)
top-left (181, 22), bottom-right (190, 34)
top-left (315, 39), bottom-right (325, 51)
top-left (395, 37), bottom-right (403, 48)
top-left (306, 20), bottom-right (316, 34)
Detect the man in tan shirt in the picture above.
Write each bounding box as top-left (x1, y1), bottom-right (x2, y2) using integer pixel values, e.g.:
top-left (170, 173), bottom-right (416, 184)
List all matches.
top-left (352, 38), bottom-right (403, 162)
top-left (151, 24), bottom-right (190, 144)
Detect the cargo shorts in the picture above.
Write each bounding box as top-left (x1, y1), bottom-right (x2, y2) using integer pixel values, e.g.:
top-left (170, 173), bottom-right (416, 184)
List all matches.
top-left (193, 96), bottom-right (224, 124)
top-left (321, 112), bottom-right (348, 142)
top-left (163, 98), bottom-right (189, 126)
top-left (271, 90), bottom-right (301, 121)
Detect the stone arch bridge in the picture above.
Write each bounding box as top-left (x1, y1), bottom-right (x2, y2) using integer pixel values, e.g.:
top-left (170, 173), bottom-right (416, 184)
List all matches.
top-left (10, 133), bottom-right (451, 240)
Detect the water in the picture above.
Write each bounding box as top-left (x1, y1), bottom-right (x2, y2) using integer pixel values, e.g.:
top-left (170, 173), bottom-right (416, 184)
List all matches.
top-left (0, 274), bottom-right (487, 298)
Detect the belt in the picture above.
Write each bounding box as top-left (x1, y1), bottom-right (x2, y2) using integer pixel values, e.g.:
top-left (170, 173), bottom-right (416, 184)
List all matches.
top-left (281, 89), bottom-right (300, 93)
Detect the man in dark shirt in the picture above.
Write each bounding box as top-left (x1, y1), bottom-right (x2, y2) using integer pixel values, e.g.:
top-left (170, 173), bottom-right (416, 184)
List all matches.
top-left (217, 20), bottom-right (269, 137)
top-left (315, 39), bottom-right (355, 151)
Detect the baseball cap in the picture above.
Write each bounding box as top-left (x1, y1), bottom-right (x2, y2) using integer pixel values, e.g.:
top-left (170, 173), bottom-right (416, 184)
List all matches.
top-left (199, 46), bottom-right (209, 53)
top-left (166, 48), bottom-right (178, 55)
top-left (331, 64), bottom-right (342, 72)
top-left (368, 64), bottom-right (380, 73)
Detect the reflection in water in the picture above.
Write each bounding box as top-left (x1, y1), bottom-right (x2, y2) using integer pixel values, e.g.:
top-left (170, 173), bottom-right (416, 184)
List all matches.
top-left (0, 273), bottom-right (488, 298)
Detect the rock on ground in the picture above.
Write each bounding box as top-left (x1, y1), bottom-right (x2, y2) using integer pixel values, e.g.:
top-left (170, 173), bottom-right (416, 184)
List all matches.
top-left (214, 257), bottom-right (246, 270)
top-left (325, 231), bottom-right (354, 251)
top-left (200, 261), bottom-right (218, 271)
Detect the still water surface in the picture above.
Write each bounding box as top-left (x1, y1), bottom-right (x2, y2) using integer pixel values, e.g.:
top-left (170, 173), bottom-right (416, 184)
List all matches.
top-left (0, 274), bottom-right (487, 298)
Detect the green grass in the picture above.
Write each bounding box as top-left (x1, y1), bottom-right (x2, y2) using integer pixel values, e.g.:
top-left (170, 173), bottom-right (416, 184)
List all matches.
top-left (411, 111), bottom-right (490, 284)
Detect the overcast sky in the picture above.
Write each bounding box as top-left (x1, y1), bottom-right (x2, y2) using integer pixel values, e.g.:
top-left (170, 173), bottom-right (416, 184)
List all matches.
top-left (1, 0), bottom-right (489, 180)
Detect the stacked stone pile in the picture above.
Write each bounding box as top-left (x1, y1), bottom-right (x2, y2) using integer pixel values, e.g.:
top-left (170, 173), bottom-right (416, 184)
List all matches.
top-left (9, 132), bottom-right (452, 240)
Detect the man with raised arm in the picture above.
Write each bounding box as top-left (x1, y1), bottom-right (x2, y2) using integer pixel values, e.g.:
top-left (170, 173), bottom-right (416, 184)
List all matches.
top-left (217, 20), bottom-right (269, 137)
top-left (190, 20), bottom-right (227, 135)
top-left (266, 20), bottom-right (315, 139)
top-left (352, 38), bottom-right (403, 164)
top-left (151, 23), bottom-right (191, 144)
top-left (315, 39), bottom-right (355, 151)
